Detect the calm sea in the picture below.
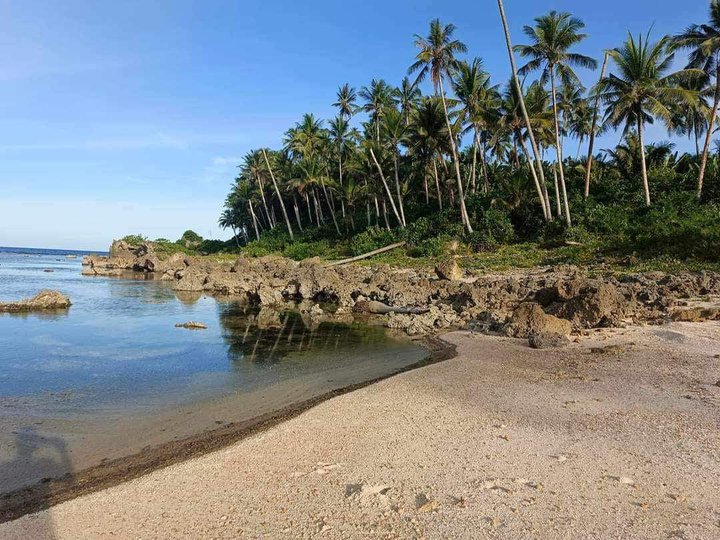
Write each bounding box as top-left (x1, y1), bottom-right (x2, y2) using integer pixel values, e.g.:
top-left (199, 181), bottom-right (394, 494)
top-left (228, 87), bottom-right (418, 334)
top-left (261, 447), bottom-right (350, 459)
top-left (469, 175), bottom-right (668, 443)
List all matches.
top-left (0, 246), bottom-right (427, 492)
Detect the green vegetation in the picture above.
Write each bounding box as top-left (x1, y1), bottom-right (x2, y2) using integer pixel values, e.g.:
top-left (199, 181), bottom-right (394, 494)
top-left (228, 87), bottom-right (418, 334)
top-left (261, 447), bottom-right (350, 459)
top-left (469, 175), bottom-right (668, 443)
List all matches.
top-left (212, 3), bottom-right (720, 274)
top-left (120, 230), bottom-right (233, 256)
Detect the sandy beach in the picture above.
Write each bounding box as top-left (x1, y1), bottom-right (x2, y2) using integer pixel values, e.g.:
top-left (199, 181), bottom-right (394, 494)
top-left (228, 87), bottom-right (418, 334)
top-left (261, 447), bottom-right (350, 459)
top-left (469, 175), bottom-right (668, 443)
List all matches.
top-left (2, 323), bottom-right (719, 539)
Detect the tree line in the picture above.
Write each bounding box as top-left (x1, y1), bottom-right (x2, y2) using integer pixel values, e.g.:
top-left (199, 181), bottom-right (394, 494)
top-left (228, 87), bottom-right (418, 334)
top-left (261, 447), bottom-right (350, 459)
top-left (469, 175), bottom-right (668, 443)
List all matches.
top-left (219, 1), bottom-right (720, 257)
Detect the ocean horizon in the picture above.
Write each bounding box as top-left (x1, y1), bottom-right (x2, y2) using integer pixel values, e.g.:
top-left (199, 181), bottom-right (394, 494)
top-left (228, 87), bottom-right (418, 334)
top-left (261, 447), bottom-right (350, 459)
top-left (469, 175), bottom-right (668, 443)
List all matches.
top-left (0, 246), bottom-right (108, 256)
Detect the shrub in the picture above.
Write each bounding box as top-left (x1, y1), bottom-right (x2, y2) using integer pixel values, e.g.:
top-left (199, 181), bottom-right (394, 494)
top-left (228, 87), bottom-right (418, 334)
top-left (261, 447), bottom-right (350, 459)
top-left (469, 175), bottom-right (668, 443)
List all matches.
top-left (349, 227), bottom-right (397, 256)
top-left (120, 234), bottom-right (147, 246)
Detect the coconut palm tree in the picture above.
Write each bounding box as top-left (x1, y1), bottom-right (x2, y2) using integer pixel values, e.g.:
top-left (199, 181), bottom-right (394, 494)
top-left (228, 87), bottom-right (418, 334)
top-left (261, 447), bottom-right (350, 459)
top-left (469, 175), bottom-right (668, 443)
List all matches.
top-left (673, 0), bottom-right (720, 199)
top-left (496, 0), bottom-right (550, 222)
top-left (452, 57), bottom-right (500, 194)
top-left (261, 149), bottom-right (294, 240)
top-left (516, 10), bottom-right (598, 226)
top-left (394, 77), bottom-right (422, 125)
top-left (598, 32), bottom-right (700, 206)
top-left (584, 51), bottom-right (610, 197)
top-left (409, 18), bottom-right (473, 232)
top-left (381, 107), bottom-right (409, 225)
top-left (329, 115), bottom-right (354, 217)
top-left (499, 79), bottom-right (554, 219)
top-left (359, 79), bottom-right (394, 143)
top-left (407, 96), bottom-right (449, 207)
top-left (333, 83), bottom-right (357, 119)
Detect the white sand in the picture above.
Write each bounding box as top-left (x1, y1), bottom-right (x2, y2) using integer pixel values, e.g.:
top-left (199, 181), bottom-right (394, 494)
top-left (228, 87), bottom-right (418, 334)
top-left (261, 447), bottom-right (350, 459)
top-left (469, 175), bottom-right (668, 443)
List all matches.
top-left (2, 323), bottom-right (720, 539)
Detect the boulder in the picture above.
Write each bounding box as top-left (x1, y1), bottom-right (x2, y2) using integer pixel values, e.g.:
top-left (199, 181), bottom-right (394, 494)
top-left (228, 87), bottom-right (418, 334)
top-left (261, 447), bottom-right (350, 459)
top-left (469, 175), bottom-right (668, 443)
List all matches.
top-left (551, 281), bottom-right (628, 328)
top-left (528, 332), bottom-right (570, 349)
top-left (504, 302), bottom-right (572, 339)
top-left (0, 290), bottom-right (71, 312)
top-left (435, 259), bottom-right (463, 281)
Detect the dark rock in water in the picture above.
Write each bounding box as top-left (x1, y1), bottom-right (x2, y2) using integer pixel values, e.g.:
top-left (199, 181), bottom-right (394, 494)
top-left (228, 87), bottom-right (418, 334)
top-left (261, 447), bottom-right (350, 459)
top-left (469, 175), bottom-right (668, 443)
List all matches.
top-left (528, 332), bottom-right (569, 349)
top-left (0, 290), bottom-right (71, 312)
top-left (175, 321), bottom-right (208, 330)
top-left (43, 269), bottom-right (54, 273)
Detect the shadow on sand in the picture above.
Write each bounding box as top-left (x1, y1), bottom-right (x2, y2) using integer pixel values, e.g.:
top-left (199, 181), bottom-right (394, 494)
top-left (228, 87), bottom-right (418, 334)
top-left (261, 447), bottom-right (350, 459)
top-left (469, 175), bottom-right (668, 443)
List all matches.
top-left (0, 427), bottom-right (72, 537)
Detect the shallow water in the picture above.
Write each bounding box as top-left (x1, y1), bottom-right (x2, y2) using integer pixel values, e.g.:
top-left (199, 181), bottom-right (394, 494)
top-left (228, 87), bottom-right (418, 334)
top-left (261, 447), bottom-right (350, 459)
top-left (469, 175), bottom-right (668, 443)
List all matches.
top-left (0, 248), bottom-right (428, 492)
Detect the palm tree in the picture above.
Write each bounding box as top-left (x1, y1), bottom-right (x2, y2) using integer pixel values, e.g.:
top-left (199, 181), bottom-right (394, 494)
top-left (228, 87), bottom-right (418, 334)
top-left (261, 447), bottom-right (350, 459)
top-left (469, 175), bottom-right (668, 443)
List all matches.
top-left (598, 32), bottom-right (700, 206)
top-left (584, 51), bottom-right (610, 197)
top-left (381, 107), bottom-right (409, 225)
top-left (673, 0), bottom-right (720, 199)
top-left (333, 83), bottom-right (357, 119)
top-left (262, 149), bottom-right (294, 240)
top-left (408, 96), bottom-right (449, 207)
top-left (499, 79), bottom-right (554, 219)
top-left (496, 0), bottom-right (550, 222)
top-left (394, 77), bottom-right (422, 125)
top-left (329, 115), bottom-right (354, 217)
top-left (452, 57), bottom-right (500, 194)
top-left (359, 79), bottom-right (394, 143)
top-left (516, 10), bottom-right (597, 226)
top-left (409, 18), bottom-right (473, 233)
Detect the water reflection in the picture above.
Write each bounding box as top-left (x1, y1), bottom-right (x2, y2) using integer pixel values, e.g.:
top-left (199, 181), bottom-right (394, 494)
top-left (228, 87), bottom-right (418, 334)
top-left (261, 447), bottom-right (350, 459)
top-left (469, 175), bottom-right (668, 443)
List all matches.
top-left (218, 304), bottom-right (387, 364)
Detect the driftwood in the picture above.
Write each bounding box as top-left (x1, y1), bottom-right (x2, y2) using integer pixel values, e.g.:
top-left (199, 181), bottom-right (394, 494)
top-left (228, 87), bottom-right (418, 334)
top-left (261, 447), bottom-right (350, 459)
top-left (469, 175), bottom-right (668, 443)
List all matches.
top-left (324, 242), bottom-right (406, 267)
top-left (353, 300), bottom-right (429, 315)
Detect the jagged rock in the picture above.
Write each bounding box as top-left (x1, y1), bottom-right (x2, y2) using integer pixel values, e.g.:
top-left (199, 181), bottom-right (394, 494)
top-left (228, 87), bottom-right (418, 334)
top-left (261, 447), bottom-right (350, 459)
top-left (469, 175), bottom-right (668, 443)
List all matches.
top-left (550, 281), bottom-right (628, 328)
top-left (435, 259), bottom-right (463, 281)
top-left (504, 303), bottom-right (572, 338)
top-left (174, 321), bottom-right (207, 330)
top-left (0, 290), bottom-right (71, 312)
top-left (671, 307), bottom-right (720, 322)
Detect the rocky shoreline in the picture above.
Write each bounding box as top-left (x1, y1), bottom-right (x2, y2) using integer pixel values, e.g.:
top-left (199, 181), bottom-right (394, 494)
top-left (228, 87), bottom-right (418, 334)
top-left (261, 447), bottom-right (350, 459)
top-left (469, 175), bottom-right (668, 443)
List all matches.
top-left (83, 240), bottom-right (720, 344)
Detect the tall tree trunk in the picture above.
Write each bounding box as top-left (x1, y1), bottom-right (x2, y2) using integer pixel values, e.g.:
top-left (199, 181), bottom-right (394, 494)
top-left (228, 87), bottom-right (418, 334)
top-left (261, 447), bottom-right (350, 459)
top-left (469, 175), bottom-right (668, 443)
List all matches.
top-left (697, 63), bottom-right (720, 201)
top-left (520, 135), bottom-right (552, 221)
top-left (471, 127), bottom-right (479, 194)
top-left (637, 115), bottom-right (651, 207)
top-left (438, 77), bottom-right (473, 232)
top-left (553, 163), bottom-right (562, 217)
top-left (248, 200), bottom-right (260, 241)
top-left (255, 175), bottom-right (274, 229)
top-left (382, 198), bottom-right (391, 231)
top-left (584, 51), bottom-right (609, 198)
top-left (338, 145), bottom-right (346, 218)
top-left (497, 0), bottom-right (549, 221)
top-left (423, 159), bottom-right (430, 204)
top-left (369, 147), bottom-right (404, 227)
top-left (480, 139), bottom-right (490, 193)
top-left (304, 192), bottom-right (312, 223)
top-left (432, 157), bottom-right (443, 210)
top-left (393, 151), bottom-right (407, 226)
top-left (549, 69), bottom-right (571, 226)
top-left (320, 177), bottom-right (341, 235)
top-left (292, 195), bottom-right (303, 232)
top-left (262, 149), bottom-right (294, 240)
top-left (312, 189), bottom-right (321, 225)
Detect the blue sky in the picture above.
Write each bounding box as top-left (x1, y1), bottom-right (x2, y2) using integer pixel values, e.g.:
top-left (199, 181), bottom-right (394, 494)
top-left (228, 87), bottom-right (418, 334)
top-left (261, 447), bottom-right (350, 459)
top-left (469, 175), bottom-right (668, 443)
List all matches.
top-left (0, 0), bottom-right (708, 250)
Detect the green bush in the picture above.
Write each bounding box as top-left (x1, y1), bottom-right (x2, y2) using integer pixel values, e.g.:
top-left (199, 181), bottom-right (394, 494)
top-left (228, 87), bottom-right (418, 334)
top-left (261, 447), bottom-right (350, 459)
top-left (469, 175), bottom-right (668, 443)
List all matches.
top-left (121, 234), bottom-right (147, 246)
top-left (283, 240), bottom-right (333, 260)
top-left (349, 227), bottom-right (397, 256)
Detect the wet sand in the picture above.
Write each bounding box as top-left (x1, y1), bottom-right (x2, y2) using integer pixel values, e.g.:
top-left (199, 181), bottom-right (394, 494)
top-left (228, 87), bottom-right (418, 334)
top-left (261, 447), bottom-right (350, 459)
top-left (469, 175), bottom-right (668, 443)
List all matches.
top-left (2, 324), bottom-right (720, 539)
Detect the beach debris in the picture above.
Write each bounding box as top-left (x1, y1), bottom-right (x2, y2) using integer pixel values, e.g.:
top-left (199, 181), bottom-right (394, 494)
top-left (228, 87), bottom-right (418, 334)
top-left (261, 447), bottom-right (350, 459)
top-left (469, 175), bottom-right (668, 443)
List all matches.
top-left (290, 462), bottom-right (341, 478)
top-left (604, 475), bottom-right (635, 486)
top-left (590, 344), bottom-right (628, 355)
top-left (415, 493), bottom-right (438, 513)
top-left (174, 321), bottom-right (208, 330)
top-left (345, 483), bottom-right (392, 507)
top-left (555, 454), bottom-right (568, 462)
top-left (0, 290), bottom-right (71, 312)
top-left (667, 493), bottom-right (687, 503)
top-left (353, 300), bottom-right (429, 315)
